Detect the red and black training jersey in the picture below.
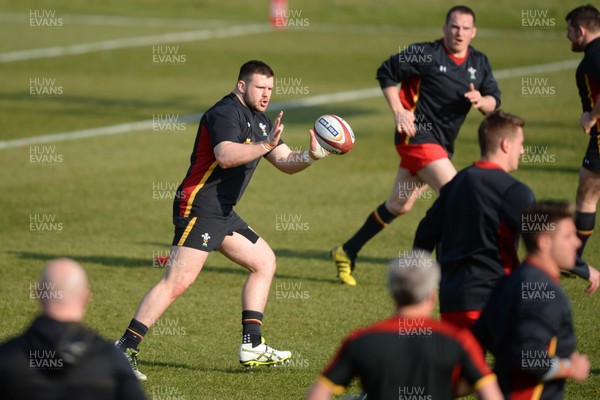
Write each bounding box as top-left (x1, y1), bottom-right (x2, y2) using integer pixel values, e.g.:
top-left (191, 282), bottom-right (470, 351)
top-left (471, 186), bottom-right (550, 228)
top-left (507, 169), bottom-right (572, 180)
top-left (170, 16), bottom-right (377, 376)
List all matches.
top-left (413, 161), bottom-right (535, 313)
top-left (320, 316), bottom-right (495, 400)
top-left (173, 93), bottom-right (277, 218)
top-left (472, 261), bottom-right (576, 400)
top-left (576, 37), bottom-right (600, 137)
top-left (377, 39), bottom-right (501, 157)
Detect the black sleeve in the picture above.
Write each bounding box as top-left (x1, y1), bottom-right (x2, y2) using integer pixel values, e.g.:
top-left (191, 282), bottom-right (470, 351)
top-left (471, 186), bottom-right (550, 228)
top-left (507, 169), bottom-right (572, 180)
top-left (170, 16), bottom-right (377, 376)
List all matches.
top-left (471, 277), bottom-right (510, 354)
top-left (413, 190), bottom-right (446, 252)
top-left (321, 338), bottom-right (355, 389)
top-left (510, 293), bottom-right (561, 380)
top-left (571, 257), bottom-right (590, 279)
top-left (477, 53), bottom-right (501, 109)
top-left (501, 182), bottom-right (536, 233)
top-left (205, 108), bottom-right (243, 146)
top-left (376, 45), bottom-right (423, 89)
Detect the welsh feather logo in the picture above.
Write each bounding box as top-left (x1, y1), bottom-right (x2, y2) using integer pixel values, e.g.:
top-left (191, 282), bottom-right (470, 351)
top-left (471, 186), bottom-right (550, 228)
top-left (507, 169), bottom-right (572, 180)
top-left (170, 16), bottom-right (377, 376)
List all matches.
top-left (468, 66), bottom-right (477, 80)
top-left (259, 123), bottom-right (268, 136)
top-left (201, 233), bottom-right (211, 247)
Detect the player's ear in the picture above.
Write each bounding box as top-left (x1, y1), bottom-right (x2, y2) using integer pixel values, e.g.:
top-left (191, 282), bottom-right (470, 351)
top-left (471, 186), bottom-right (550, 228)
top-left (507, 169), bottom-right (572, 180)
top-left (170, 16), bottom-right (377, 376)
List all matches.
top-left (237, 80), bottom-right (246, 94)
top-left (471, 26), bottom-right (477, 39)
top-left (500, 137), bottom-right (510, 154)
top-left (537, 233), bottom-right (552, 253)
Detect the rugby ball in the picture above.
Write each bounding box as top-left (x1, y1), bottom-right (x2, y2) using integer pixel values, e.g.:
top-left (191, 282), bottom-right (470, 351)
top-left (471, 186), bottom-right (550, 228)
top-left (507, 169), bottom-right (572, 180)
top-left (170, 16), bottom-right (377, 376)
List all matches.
top-left (313, 114), bottom-right (355, 154)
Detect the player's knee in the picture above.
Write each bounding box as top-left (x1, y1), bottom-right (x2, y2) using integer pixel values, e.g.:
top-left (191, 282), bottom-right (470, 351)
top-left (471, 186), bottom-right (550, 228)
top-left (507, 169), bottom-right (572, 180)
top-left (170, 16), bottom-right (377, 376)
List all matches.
top-left (167, 277), bottom-right (196, 299)
top-left (386, 197), bottom-right (413, 216)
top-left (250, 254), bottom-right (276, 276)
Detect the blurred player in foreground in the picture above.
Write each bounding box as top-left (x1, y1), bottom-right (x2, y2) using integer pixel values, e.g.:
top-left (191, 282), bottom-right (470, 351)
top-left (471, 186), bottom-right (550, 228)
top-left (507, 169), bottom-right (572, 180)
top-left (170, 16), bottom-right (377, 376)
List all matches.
top-left (566, 5), bottom-right (600, 283)
top-left (413, 110), bottom-right (534, 328)
top-left (331, 5), bottom-right (501, 285)
top-left (116, 60), bottom-right (331, 379)
top-left (0, 258), bottom-right (147, 400)
top-left (307, 251), bottom-right (502, 400)
top-left (473, 201), bottom-right (591, 399)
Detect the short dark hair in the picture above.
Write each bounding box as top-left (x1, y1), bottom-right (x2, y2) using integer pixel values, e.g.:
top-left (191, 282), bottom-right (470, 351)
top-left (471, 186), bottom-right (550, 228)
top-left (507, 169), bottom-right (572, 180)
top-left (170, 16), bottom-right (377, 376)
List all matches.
top-left (478, 109), bottom-right (525, 156)
top-left (566, 4), bottom-right (600, 32)
top-left (445, 5), bottom-right (476, 25)
top-left (521, 201), bottom-right (575, 253)
top-left (237, 60), bottom-right (274, 82)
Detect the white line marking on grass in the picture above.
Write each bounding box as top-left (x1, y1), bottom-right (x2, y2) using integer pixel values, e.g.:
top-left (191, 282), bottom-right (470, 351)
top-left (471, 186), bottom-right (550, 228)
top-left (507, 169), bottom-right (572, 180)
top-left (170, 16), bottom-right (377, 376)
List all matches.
top-left (0, 12), bottom-right (233, 28)
top-left (0, 59), bottom-right (580, 150)
top-left (0, 24), bottom-right (271, 63)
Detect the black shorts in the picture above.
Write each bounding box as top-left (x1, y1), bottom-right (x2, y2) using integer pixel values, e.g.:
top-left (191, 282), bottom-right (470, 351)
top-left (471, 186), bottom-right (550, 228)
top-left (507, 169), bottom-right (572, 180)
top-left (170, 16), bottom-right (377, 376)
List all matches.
top-left (582, 133), bottom-right (600, 173)
top-left (172, 211), bottom-right (259, 252)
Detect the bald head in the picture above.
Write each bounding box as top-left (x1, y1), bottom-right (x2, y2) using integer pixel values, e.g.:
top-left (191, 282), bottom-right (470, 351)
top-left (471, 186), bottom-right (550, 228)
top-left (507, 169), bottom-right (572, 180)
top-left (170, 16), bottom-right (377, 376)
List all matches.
top-left (38, 258), bottom-right (90, 322)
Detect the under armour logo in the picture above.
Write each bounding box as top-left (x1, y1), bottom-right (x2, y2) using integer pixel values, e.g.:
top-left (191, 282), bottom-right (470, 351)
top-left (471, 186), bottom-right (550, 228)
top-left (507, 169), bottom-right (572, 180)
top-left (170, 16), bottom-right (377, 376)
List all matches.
top-left (439, 65), bottom-right (447, 72)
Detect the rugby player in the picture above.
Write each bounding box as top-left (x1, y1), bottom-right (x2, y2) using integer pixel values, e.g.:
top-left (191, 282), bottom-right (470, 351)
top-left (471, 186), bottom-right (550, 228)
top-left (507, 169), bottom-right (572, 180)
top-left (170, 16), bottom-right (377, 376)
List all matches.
top-left (115, 60), bottom-right (330, 379)
top-left (565, 5), bottom-right (600, 289)
top-left (307, 251), bottom-right (502, 400)
top-left (331, 5), bottom-right (501, 285)
top-left (473, 201), bottom-right (591, 399)
top-left (413, 110), bottom-right (534, 329)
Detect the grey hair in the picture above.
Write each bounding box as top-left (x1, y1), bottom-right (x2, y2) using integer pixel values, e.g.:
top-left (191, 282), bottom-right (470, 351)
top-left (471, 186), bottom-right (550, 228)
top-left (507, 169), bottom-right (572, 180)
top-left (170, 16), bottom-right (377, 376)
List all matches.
top-left (388, 250), bottom-right (440, 307)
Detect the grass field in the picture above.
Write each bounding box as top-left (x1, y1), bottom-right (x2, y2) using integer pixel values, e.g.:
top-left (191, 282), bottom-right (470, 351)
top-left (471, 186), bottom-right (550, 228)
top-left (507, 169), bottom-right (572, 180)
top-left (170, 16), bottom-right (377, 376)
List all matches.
top-left (1, 1), bottom-right (600, 399)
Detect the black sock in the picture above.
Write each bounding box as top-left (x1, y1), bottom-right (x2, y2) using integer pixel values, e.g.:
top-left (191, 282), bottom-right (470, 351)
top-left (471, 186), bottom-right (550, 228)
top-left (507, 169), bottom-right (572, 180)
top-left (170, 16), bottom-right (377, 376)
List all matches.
top-left (344, 202), bottom-right (397, 257)
top-left (116, 318), bottom-right (148, 351)
top-left (575, 211), bottom-right (596, 257)
top-left (242, 310), bottom-right (263, 347)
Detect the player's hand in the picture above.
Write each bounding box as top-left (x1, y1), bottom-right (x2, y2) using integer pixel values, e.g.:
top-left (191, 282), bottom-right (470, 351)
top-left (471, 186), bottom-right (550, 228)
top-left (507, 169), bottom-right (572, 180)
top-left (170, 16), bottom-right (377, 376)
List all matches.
top-left (465, 83), bottom-right (484, 109)
top-left (569, 352), bottom-right (591, 381)
top-left (579, 112), bottom-right (598, 134)
top-left (267, 111), bottom-right (285, 148)
top-left (308, 129), bottom-right (330, 159)
top-left (585, 266), bottom-right (599, 294)
top-left (395, 110), bottom-right (416, 137)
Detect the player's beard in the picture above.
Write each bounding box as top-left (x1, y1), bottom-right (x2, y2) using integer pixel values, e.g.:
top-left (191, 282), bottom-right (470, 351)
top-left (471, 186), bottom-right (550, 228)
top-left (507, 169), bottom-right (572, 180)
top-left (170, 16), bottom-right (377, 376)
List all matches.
top-left (243, 92), bottom-right (268, 113)
top-left (571, 42), bottom-right (584, 52)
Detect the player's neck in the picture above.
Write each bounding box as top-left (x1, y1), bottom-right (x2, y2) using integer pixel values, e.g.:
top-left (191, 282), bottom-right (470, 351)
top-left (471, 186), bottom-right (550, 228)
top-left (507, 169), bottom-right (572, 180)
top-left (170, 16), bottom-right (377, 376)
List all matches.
top-left (584, 32), bottom-right (600, 48)
top-left (479, 155), bottom-right (509, 172)
top-left (396, 302), bottom-right (433, 318)
top-left (526, 254), bottom-right (560, 280)
top-left (232, 90), bottom-right (248, 108)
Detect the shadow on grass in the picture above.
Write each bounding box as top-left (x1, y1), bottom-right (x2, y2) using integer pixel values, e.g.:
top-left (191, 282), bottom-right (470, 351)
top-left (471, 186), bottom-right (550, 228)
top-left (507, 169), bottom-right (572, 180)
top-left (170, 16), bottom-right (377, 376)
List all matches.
top-left (143, 359), bottom-right (279, 374)
top-left (10, 251), bottom-right (151, 268)
top-left (272, 247), bottom-right (391, 265)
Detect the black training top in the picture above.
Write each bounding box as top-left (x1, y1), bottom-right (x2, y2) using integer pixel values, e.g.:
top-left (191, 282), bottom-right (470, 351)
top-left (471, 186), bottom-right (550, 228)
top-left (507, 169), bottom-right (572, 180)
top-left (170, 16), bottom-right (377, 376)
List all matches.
top-left (414, 161), bottom-right (535, 313)
top-left (377, 39), bottom-right (501, 156)
top-left (473, 261), bottom-right (575, 400)
top-left (173, 93), bottom-right (278, 218)
top-left (320, 315), bottom-right (495, 400)
top-left (0, 315), bottom-right (147, 400)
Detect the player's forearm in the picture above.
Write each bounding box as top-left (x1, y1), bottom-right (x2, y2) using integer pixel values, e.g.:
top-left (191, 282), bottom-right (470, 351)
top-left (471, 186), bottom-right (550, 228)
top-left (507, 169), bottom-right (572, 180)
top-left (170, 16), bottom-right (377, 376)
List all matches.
top-left (272, 150), bottom-right (316, 174)
top-left (476, 379), bottom-right (503, 400)
top-left (382, 86), bottom-right (407, 116)
top-left (214, 141), bottom-right (271, 169)
top-left (477, 95), bottom-right (498, 115)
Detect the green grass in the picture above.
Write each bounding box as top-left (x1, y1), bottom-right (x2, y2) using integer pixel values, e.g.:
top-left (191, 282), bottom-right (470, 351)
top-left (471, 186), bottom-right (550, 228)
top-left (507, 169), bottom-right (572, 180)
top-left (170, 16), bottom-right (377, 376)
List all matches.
top-left (1, 1), bottom-right (600, 399)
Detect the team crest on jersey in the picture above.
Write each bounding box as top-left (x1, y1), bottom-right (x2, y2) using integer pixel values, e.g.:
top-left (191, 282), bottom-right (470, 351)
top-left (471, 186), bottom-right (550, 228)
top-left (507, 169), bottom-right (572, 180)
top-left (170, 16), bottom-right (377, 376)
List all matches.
top-left (468, 66), bottom-right (477, 80)
top-left (201, 232), bottom-right (211, 247)
top-left (259, 122), bottom-right (268, 136)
